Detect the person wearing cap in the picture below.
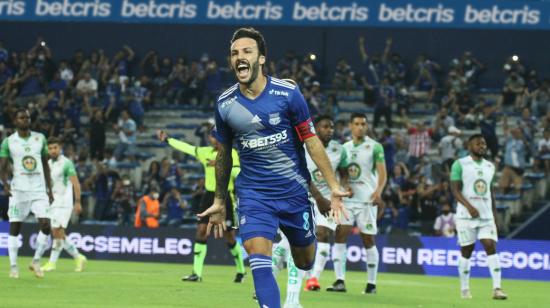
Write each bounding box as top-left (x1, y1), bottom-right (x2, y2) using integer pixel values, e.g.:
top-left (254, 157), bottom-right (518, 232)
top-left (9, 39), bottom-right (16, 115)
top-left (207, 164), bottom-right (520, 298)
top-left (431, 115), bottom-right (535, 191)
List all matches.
top-left (440, 126), bottom-right (464, 173)
top-left (156, 128), bottom-right (246, 283)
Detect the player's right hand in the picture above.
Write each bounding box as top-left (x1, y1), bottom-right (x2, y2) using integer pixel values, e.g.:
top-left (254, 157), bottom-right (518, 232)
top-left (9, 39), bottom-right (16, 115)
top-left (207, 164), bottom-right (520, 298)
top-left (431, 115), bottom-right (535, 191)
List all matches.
top-left (156, 130), bottom-right (168, 142)
top-left (330, 188), bottom-right (351, 224)
top-left (197, 198), bottom-right (227, 239)
top-left (467, 206), bottom-right (480, 218)
top-left (3, 186), bottom-right (11, 197)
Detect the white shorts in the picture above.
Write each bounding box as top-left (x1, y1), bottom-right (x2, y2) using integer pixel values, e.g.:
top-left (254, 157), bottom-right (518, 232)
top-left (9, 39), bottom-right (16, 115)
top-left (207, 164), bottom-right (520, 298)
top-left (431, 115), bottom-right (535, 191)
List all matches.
top-left (456, 218), bottom-right (498, 247)
top-left (8, 192), bottom-right (49, 222)
top-left (341, 202), bottom-right (378, 235)
top-left (311, 197), bottom-right (337, 231)
top-left (50, 207), bottom-right (73, 229)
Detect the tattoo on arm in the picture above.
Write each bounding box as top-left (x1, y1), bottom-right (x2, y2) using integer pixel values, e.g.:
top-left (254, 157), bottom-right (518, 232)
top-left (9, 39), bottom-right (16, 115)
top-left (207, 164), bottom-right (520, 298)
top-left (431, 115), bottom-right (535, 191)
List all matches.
top-left (214, 144), bottom-right (233, 200)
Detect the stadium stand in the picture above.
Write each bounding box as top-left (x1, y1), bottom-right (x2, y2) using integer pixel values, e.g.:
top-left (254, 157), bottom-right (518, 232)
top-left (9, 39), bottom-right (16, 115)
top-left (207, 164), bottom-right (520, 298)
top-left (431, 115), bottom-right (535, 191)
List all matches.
top-left (1, 36), bottom-right (549, 238)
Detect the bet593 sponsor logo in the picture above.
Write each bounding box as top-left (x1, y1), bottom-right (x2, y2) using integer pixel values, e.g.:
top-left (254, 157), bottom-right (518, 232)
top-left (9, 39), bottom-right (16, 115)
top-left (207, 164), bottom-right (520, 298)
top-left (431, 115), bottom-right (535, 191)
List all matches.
top-left (240, 130), bottom-right (288, 150)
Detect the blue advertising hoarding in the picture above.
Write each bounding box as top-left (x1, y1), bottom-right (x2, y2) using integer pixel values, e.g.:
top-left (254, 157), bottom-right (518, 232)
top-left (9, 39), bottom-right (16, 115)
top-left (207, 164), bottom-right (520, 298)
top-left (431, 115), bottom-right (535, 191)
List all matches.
top-left (1, 222), bottom-right (549, 281)
top-left (0, 0), bottom-right (550, 30)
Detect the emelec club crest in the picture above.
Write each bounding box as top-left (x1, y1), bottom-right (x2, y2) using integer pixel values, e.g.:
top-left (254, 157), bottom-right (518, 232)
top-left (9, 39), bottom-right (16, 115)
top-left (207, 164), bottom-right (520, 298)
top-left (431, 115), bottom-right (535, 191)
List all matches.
top-left (269, 113), bottom-right (281, 125)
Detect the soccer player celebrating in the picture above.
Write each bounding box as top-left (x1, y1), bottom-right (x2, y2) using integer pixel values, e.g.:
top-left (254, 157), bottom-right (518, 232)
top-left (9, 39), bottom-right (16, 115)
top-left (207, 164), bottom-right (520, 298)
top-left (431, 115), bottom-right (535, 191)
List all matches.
top-left (199, 28), bottom-right (349, 308)
top-left (450, 134), bottom-right (507, 300)
top-left (0, 109), bottom-right (54, 278)
top-left (41, 137), bottom-right (87, 272)
top-left (327, 113), bottom-right (387, 294)
top-left (157, 129), bottom-right (246, 283)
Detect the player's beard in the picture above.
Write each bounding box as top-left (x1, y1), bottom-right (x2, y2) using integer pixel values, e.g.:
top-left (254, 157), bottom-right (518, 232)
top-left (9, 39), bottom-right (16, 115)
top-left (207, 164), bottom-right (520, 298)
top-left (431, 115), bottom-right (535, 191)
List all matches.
top-left (236, 60), bottom-right (260, 86)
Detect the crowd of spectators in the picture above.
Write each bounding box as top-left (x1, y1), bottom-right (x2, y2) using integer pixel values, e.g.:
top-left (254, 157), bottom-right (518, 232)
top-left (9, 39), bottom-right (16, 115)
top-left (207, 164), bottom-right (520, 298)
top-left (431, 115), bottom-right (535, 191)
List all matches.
top-left (1, 35), bottom-right (549, 236)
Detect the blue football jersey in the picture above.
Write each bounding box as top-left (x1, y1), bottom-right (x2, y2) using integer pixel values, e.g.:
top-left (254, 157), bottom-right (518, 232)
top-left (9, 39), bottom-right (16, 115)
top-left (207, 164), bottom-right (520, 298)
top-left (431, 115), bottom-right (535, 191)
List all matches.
top-left (214, 76), bottom-right (315, 200)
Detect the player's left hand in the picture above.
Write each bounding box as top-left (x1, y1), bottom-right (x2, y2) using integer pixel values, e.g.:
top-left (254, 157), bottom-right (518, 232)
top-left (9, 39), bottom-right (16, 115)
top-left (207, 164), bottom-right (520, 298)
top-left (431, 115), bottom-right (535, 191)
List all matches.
top-left (74, 201), bottom-right (82, 215)
top-left (47, 191), bottom-right (54, 204)
top-left (330, 188), bottom-right (350, 224)
top-left (197, 199), bottom-right (227, 239)
top-left (315, 196), bottom-right (331, 217)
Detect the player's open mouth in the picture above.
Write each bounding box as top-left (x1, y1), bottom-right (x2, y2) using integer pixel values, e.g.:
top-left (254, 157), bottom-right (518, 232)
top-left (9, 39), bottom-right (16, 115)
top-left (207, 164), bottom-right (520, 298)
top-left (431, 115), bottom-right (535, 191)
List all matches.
top-left (236, 62), bottom-right (250, 78)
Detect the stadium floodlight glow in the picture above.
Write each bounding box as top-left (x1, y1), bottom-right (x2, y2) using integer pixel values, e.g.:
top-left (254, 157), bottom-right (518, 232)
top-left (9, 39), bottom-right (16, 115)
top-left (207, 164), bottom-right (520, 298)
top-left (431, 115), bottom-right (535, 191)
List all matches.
top-left (309, 53), bottom-right (317, 61)
top-left (512, 55), bottom-right (519, 62)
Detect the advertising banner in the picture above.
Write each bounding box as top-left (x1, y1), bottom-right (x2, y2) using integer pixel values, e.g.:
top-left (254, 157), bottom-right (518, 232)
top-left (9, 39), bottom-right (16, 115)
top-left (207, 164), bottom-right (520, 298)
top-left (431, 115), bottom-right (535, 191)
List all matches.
top-left (0, 0), bottom-right (549, 30)
top-left (1, 222), bottom-right (549, 281)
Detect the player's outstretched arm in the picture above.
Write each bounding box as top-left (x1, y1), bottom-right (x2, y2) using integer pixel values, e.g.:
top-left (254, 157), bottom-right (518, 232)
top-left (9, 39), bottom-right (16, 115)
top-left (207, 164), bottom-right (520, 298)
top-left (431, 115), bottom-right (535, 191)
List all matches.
top-left (156, 130), bottom-right (198, 158)
top-left (304, 136), bottom-right (350, 223)
top-left (197, 142), bottom-right (232, 238)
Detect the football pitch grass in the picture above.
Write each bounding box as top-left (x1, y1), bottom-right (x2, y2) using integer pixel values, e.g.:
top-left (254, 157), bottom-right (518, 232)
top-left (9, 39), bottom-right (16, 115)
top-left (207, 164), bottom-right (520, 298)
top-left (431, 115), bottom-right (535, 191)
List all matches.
top-left (0, 257), bottom-right (548, 307)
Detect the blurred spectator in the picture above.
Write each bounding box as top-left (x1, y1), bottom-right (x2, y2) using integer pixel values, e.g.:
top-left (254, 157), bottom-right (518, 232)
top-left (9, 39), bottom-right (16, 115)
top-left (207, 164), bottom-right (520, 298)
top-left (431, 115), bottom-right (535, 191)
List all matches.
top-left (501, 71), bottom-right (526, 109)
top-left (202, 59), bottom-right (222, 109)
top-left (159, 187), bottom-right (188, 227)
top-left (439, 126), bottom-right (463, 173)
top-left (113, 110), bottom-right (137, 160)
top-left (135, 185), bottom-right (160, 229)
top-left (113, 175), bottom-right (136, 226)
top-left (433, 107), bottom-right (455, 141)
top-left (76, 71), bottom-right (98, 99)
top-left (529, 79), bottom-right (550, 117)
top-left (499, 117), bottom-right (528, 194)
top-left (87, 108), bottom-right (107, 161)
top-left (536, 129), bottom-right (550, 173)
top-left (433, 202), bottom-right (456, 237)
top-left (143, 160), bottom-right (161, 192)
top-left (406, 120), bottom-right (433, 169)
top-left (91, 163), bottom-right (120, 220)
top-left (128, 78), bottom-right (150, 127)
top-left (479, 101), bottom-right (500, 159)
top-left (373, 77), bottom-right (395, 128)
top-left (160, 157), bottom-right (183, 196)
top-left (332, 58), bottom-right (355, 94)
top-left (412, 54), bottom-right (440, 103)
top-left (381, 129), bottom-right (396, 174)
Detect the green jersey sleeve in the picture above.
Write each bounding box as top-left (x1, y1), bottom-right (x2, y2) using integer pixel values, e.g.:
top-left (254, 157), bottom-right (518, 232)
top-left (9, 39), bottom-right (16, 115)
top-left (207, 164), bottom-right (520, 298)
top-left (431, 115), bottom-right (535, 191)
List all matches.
top-left (450, 160), bottom-right (463, 181)
top-left (168, 138), bottom-right (197, 158)
top-left (338, 148), bottom-right (348, 168)
top-left (63, 160), bottom-right (77, 177)
top-left (373, 143), bottom-right (385, 163)
top-left (41, 135), bottom-right (48, 156)
top-left (0, 138), bottom-right (9, 158)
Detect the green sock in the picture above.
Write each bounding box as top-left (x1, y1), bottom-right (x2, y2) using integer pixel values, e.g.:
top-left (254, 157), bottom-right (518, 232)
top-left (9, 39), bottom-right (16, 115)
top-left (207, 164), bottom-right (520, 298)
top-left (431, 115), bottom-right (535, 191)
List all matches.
top-left (193, 243), bottom-right (207, 277)
top-left (229, 243), bottom-right (246, 274)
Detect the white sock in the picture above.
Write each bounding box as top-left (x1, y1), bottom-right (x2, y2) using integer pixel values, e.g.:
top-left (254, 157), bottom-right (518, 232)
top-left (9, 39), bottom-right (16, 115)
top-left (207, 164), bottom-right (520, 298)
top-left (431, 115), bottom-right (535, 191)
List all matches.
top-left (33, 232), bottom-right (48, 263)
top-left (366, 246), bottom-right (379, 285)
top-left (333, 243), bottom-right (347, 281)
top-left (272, 237), bottom-right (289, 277)
top-left (458, 256), bottom-right (471, 291)
top-left (63, 239), bottom-right (80, 258)
top-left (285, 254), bottom-right (304, 306)
top-left (49, 239), bottom-right (64, 263)
top-left (312, 242), bottom-right (330, 279)
top-left (8, 235), bottom-right (19, 267)
top-left (487, 254), bottom-right (502, 289)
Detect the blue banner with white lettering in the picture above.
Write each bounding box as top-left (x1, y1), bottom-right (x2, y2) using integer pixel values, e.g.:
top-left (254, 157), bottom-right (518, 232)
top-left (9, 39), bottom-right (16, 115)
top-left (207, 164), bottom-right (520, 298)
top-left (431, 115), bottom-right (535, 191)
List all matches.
top-left (1, 222), bottom-right (549, 281)
top-left (0, 0), bottom-right (549, 30)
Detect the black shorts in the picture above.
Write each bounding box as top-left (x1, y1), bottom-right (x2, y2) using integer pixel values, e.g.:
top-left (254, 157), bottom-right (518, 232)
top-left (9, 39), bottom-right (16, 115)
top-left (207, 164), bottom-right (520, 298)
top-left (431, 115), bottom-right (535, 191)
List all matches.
top-left (198, 191), bottom-right (236, 228)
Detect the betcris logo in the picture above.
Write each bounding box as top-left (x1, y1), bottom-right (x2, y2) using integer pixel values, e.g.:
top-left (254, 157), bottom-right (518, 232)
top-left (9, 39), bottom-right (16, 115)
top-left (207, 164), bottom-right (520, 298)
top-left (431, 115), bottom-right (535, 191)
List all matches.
top-left (240, 130), bottom-right (288, 150)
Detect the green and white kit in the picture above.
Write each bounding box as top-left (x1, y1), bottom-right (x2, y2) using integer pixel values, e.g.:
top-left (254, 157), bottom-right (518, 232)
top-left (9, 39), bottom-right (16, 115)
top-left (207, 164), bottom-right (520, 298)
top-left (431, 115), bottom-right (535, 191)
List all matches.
top-left (340, 137), bottom-right (385, 235)
top-left (48, 155), bottom-right (77, 228)
top-left (450, 156), bottom-right (498, 246)
top-left (304, 140), bottom-right (344, 231)
top-left (0, 131), bottom-right (49, 222)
